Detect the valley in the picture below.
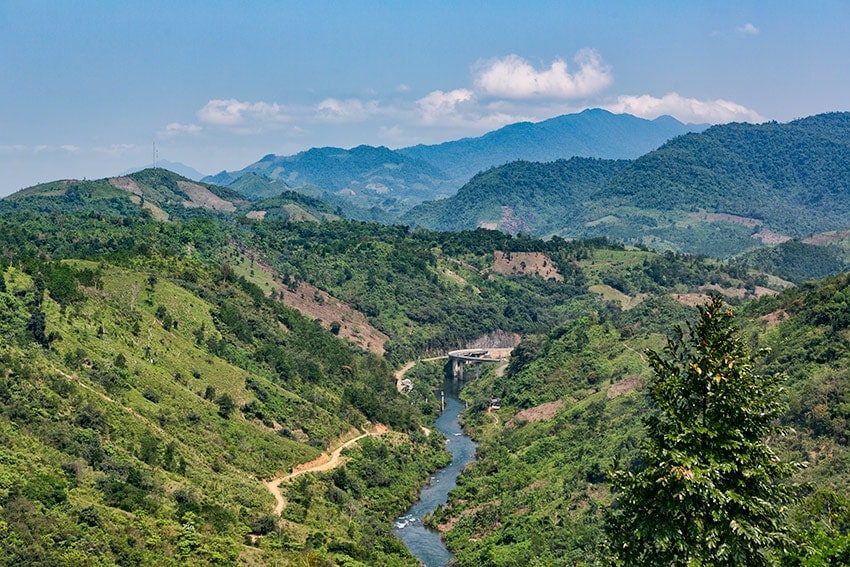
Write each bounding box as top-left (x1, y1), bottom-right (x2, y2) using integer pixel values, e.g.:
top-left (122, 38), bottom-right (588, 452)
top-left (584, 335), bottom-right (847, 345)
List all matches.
top-left (3, 109), bottom-right (850, 566)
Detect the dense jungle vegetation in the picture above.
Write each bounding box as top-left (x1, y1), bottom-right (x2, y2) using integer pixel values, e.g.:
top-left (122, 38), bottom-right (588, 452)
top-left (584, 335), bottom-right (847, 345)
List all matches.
top-left (3, 167), bottom-right (850, 565)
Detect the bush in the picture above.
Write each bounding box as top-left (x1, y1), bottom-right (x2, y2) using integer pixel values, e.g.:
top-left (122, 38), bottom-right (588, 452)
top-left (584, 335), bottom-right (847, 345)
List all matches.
top-left (215, 393), bottom-right (236, 418)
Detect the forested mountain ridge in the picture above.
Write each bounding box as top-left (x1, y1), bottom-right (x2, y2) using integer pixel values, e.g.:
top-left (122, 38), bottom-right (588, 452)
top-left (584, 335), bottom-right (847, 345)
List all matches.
top-left (202, 109), bottom-right (701, 215)
top-left (601, 112), bottom-right (850, 235)
top-left (400, 157), bottom-right (630, 234)
top-left (204, 145), bottom-right (453, 216)
top-left (396, 108), bottom-right (702, 188)
top-left (5, 168), bottom-right (248, 222)
top-left (405, 112), bottom-right (850, 260)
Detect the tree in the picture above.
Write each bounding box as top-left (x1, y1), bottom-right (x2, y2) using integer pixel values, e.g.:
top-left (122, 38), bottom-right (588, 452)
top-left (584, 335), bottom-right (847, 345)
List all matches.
top-left (27, 307), bottom-right (58, 347)
top-left (215, 393), bottom-right (236, 419)
top-left (606, 295), bottom-right (801, 566)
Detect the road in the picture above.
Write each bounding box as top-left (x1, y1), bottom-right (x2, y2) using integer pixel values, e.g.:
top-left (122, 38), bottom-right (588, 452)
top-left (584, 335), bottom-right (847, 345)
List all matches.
top-left (265, 425), bottom-right (388, 515)
top-left (395, 355), bottom-right (449, 392)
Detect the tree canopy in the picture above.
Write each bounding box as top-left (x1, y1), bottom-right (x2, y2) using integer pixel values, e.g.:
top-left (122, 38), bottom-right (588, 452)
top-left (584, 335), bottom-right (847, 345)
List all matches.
top-left (606, 295), bottom-right (801, 566)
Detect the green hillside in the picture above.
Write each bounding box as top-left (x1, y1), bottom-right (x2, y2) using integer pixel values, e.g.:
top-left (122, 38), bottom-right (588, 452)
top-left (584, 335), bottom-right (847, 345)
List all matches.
top-left (5, 165), bottom-right (850, 565)
top-left (603, 112), bottom-right (850, 236)
top-left (206, 145), bottom-right (452, 216)
top-left (0, 202), bottom-right (445, 565)
top-left (405, 112), bottom-right (850, 261)
top-left (401, 157), bottom-right (629, 234)
top-left (430, 275), bottom-right (850, 565)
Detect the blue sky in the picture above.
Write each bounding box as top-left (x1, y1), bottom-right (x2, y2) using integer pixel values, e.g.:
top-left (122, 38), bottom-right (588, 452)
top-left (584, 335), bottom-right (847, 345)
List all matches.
top-left (1, 1), bottom-right (848, 195)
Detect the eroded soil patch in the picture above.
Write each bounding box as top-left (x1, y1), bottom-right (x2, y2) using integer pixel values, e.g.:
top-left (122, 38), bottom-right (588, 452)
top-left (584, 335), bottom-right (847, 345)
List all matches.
top-left (493, 251), bottom-right (563, 281)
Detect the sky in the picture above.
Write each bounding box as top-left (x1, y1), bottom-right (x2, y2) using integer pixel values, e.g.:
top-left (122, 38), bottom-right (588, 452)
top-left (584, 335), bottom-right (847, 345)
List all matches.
top-left (1, 0), bottom-right (849, 195)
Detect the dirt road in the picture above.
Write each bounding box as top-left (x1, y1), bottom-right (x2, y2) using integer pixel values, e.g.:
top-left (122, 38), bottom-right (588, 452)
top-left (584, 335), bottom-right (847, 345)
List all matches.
top-left (395, 356), bottom-right (448, 392)
top-left (265, 425), bottom-right (388, 515)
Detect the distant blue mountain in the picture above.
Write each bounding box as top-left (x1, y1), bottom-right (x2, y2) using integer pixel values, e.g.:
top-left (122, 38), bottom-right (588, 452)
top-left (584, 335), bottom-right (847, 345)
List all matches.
top-left (204, 109), bottom-right (705, 212)
top-left (398, 108), bottom-right (706, 187)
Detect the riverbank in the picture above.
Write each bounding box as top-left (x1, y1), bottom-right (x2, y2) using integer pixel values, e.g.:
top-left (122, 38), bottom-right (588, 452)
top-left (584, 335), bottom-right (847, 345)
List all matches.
top-left (393, 381), bottom-right (477, 567)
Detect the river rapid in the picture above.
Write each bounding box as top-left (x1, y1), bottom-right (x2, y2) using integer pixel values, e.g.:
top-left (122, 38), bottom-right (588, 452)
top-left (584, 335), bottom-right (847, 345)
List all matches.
top-left (393, 380), bottom-right (476, 567)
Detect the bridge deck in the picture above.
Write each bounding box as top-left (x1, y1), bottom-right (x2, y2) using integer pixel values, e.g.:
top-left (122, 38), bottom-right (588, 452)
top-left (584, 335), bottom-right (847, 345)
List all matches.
top-left (448, 348), bottom-right (513, 363)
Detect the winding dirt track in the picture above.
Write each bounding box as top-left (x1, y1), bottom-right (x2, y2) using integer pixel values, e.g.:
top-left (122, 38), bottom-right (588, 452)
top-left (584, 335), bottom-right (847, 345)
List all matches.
top-left (265, 425), bottom-right (388, 516)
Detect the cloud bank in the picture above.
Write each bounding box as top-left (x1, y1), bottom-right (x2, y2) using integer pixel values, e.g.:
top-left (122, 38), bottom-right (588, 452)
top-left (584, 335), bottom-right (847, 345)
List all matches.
top-left (606, 93), bottom-right (764, 124)
top-left (416, 89), bottom-right (475, 125)
top-left (160, 122), bottom-right (202, 138)
top-left (737, 22), bottom-right (760, 35)
top-left (315, 98), bottom-right (379, 123)
top-left (198, 99), bottom-right (290, 128)
top-left (167, 50), bottom-right (762, 149)
top-left (474, 51), bottom-right (613, 99)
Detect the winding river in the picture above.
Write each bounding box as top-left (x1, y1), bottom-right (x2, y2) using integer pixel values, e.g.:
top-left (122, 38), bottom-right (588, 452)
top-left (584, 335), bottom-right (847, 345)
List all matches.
top-left (393, 380), bottom-right (476, 567)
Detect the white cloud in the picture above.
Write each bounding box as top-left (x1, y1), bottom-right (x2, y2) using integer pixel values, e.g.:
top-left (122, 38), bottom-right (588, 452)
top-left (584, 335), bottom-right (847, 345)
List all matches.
top-left (160, 122), bottom-right (202, 138)
top-left (378, 124), bottom-right (405, 140)
top-left (605, 92), bottom-right (764, 124)
top-left (315, 98), bottom-right (379, 123)
top-left (60, 145), bottom-right (80, 153)
top-left (737, 22), bottom-right (760, 35)
top-left (474, 51), bottom-right (613, 100)
top-left (198, 98), bottom-right (289, 127)
top-left (414, 88), bottom-right (538, 133)
top-left (416, 89), bottom-right (475, 125)
top-left (395, 83), bottom-right (411, 94)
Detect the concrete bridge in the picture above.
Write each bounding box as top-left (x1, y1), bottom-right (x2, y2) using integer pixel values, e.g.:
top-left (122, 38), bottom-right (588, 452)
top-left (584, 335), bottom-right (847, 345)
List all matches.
top-left (448, 347), bottom-right (513, 382)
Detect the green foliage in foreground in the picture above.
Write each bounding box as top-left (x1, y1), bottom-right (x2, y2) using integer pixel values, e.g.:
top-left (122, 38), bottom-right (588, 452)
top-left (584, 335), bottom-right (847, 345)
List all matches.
top-left (607, 297), bottom-right (801, 566)
top-left (0, 252), bottom-right (438, 565)
top-left (434, 281), bottom-right (850, 566)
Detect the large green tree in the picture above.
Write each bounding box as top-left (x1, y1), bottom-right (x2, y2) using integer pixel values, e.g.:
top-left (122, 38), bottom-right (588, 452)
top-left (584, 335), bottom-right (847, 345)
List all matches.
top-left (606, 295), bottom-right (801, 566)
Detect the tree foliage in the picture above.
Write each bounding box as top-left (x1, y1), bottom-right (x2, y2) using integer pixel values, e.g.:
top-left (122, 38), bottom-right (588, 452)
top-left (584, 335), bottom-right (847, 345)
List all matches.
top-left (607, 295), bottom-right (801, 566)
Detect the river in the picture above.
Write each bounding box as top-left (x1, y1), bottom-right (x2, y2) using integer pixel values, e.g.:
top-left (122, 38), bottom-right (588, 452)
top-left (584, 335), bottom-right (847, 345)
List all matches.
top-left (393, 380), bottom-right (476, 567)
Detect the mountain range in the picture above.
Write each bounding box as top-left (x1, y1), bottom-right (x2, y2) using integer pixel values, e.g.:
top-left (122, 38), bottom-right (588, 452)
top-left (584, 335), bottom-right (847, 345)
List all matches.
top-left (7, 104), bottom-right (850, 562)
top-left (404, 111), bottom-right (850, 259)
top-left (17, 109), bottom-right (850, 268)
top-left (202, 109), bottom-right (704, 212)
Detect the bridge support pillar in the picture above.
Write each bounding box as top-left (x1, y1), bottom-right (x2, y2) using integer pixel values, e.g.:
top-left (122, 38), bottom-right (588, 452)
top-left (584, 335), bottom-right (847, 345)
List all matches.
top-left (452, 358), bottom-right (464, 383)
